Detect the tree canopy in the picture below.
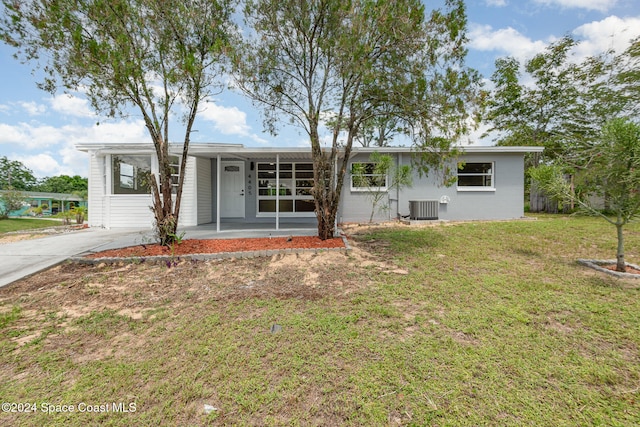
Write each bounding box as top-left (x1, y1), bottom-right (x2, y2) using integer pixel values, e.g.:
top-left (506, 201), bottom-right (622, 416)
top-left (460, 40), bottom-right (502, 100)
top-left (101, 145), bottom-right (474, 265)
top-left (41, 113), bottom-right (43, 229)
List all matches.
top-left (483, 36), bottom-right (640, 161)
top-left (531, 119), bottom-right (640, 272)
top-left (36, 175), bottom-right (88, 195)
top-left (0, 156), bottom-right (37, 191)
top-left (235, 0), bottom-right (481, 239)
top-left (1, 0), bottom-right (236, 245)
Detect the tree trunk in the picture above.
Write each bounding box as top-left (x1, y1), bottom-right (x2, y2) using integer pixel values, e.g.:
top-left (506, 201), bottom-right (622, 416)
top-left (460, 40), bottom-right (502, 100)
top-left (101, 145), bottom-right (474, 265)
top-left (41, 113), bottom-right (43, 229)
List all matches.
top-left (313, 156), bottom-right (337, 240)
top-left (317, 207), bottom-right (336, 240)
top-left (616, 222), bottom-right (625, 272)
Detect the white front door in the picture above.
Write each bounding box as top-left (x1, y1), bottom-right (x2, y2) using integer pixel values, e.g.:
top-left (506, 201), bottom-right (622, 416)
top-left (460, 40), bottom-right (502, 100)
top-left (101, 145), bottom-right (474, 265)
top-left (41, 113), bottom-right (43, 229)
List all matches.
top-left (220, 161), bottom-right (245, 218)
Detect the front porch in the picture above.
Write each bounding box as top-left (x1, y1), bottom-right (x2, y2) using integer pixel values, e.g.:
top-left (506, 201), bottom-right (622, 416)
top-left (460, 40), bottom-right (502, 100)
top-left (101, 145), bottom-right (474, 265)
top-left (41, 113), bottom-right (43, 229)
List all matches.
top-left (180, 218), bottom-right (319, 239)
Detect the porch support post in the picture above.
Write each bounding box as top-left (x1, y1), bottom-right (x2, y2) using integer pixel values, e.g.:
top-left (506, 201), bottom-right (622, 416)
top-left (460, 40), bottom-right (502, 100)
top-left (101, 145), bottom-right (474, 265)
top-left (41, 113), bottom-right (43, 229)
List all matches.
top-left (276, 154), bottom-right (280, 231)
top-left (216, 154), bottom-right (221, 233)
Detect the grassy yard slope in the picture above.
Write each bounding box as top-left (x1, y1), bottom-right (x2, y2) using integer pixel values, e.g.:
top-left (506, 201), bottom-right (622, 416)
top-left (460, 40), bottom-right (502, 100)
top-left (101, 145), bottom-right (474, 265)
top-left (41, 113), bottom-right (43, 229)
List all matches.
top-left (0, 215), bottom-right (638, 426)
top-left (0, 218), bottom-right (63, 234)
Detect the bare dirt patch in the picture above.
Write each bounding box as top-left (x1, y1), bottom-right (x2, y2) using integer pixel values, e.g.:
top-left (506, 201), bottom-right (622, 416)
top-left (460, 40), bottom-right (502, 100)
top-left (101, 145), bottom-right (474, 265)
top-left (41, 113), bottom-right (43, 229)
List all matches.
top-left (0, 238), bottom-right (392, 352)
top-left (0, 233), bottom-right (47, 244)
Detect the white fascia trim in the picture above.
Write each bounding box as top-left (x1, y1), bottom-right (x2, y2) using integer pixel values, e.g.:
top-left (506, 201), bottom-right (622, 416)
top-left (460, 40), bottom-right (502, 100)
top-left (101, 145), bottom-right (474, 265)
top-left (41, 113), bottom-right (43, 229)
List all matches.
top-left (457, 187), bottom-right (496, 192)
top-left (352, 146), bottom-right (544, 154)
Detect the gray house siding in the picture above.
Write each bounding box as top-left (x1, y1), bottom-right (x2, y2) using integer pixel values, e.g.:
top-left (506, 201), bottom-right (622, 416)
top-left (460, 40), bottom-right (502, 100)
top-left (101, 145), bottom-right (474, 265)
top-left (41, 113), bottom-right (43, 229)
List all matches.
top-left (77, 143), bottom-right (539, 229)
top-left (339, 151), bottom-right (526, 223)
top-left (339, 152), bottom-right (396, 223)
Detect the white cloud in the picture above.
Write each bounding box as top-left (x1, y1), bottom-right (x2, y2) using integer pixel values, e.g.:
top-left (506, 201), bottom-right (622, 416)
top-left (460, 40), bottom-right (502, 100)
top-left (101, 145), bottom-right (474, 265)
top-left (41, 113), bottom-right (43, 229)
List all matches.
top-left (59, 142), bottom-right (89, 177)
top-left (48, 93), bottom-right (96, 118)
top-left (470, 14), bottom-right (640, 67)
top-left (533, 0), bottom-right (617, 13)
top-left (485, 0), bottom-right (507, 6)
top-left (15, 153), bottom-right (65, 177)
top-left (199, 102), bottom-right (267, 143)
top-left (18, 101), bottom-right (47, 116)
top-left (0, 119), bottom-right (147, 150)
top-left (572, 15), bottom-right (640, 59)
top-left (0, 120), bottom-right (148, 176)
top-left (0, 122), bottom-right (64, 149)
top-left (468, 24), bottom-right (551, 62)
top-left (79, 120), bottom-right (148, 143)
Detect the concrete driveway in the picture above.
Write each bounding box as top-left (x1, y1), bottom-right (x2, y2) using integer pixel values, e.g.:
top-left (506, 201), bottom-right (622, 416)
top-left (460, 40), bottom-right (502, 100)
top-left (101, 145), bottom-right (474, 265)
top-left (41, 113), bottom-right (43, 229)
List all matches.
top-left (0, 228), bottom-right (153, 288)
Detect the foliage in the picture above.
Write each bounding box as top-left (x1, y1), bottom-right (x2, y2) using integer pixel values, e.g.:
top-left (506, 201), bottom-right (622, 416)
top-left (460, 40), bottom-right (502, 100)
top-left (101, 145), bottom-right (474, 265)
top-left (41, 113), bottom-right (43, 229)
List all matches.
top-left (1, 0), bottom-right (236, 246)
top-left (54, 209), bottom-right (74, 225)
top-left (72, 206), bottom-right (87, 224)
top-left (235, 0), bottom-right (481, 239)
top-left (0, 157), bottom-right (89, 196)
top-left (351, 152), bottom-right (413, 223)
top-left (353, 107), bottom-right (404, 148)
top-left (28, 206), bottom-right (44, 216)
top-left (483, 36), bottom-right (640, 159)
top-left (530, 119), bottom-right (640, 271)
top-left (0, 188), bottom-right (26, 219)
top-left (0, 156), bottom-right (36, 191)
top-left (35, 175), bottom-right (88, 195)
top-left (484, 36), bottom-right (640, 214)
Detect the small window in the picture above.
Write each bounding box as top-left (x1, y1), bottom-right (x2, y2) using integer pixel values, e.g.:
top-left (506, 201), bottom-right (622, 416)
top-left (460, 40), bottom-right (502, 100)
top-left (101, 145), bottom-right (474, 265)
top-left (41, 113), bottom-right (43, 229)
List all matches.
top-left (457, 162), bottom-right (494, 189)
top-left (112, 155), bottom-right (151, 194)
top-left (350, 162), bottom-right (388, 191)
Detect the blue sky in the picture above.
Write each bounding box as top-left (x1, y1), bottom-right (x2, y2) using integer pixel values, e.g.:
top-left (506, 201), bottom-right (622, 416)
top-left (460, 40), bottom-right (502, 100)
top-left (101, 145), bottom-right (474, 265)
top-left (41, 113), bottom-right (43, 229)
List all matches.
top-left (0, 0), bottom-right (638, 178)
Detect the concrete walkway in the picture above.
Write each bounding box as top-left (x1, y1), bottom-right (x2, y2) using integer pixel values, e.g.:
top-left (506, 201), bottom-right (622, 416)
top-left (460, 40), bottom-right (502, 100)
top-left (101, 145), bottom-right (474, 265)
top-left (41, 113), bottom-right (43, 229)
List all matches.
top-left (0, 225), bottom-right (320, 288)
top-left (0, 228), bottom-right (151, 288)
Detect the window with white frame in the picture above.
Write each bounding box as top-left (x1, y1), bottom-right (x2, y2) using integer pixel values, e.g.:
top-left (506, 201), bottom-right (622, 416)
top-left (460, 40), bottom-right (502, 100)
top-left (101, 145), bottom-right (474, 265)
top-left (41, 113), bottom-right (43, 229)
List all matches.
top-left (457, 162), bottom-right (494, 189)
top-left (256, 162), bottom-right (315, 214)
top-left (112, 155), bottom-right (151, 194)
top-left (350, 162), bottom-right (388, 191)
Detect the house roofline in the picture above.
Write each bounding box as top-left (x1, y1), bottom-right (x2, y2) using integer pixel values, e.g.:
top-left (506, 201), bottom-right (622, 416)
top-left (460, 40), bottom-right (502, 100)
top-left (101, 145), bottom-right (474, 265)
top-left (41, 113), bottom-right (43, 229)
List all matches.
top-left (0, 190), bottom-right (85, 201)
top-left (76, 142), bottom-right (544, 156)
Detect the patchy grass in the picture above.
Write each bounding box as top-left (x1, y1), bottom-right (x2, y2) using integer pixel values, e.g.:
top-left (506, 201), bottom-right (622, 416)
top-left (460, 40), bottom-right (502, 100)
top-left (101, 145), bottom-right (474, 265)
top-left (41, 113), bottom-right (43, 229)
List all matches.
top-left (0, 218), bottom-right (63, 234)
top-left (0, 215), bottom-right (639, 426)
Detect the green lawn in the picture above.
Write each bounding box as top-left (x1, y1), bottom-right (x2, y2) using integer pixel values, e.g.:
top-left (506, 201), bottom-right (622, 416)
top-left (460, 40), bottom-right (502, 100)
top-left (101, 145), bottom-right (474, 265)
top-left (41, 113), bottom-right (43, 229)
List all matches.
top-left (0, 218), bottom-right (63, 234)
top-left (0, 215), bottom-right (638, 426)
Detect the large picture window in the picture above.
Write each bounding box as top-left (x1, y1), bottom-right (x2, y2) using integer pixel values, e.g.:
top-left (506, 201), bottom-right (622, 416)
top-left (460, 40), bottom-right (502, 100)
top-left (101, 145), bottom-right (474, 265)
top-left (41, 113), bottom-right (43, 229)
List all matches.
top-left (457, 162), bottom-right (494, 189)
top-left (112, 155), bottom-right (151, 194)
top-left (350, 162), bottom-right (388, 191)
top-left (257, 162), bottom-right (314, 214)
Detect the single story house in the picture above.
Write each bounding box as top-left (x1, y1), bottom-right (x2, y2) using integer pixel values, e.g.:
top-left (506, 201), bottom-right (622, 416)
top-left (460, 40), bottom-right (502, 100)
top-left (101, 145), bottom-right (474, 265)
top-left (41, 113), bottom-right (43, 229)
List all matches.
top-left (75, 143), bottom-right (543, 231)
top-left (0, 190), bottom-right (87, 216)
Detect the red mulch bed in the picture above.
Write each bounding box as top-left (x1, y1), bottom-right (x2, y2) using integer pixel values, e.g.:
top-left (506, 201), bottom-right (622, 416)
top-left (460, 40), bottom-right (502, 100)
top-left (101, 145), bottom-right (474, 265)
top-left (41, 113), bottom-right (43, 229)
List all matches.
top-left (601, 264), bottom-right (640, 275)
top-left (86, 236), bottom-right (345, 259)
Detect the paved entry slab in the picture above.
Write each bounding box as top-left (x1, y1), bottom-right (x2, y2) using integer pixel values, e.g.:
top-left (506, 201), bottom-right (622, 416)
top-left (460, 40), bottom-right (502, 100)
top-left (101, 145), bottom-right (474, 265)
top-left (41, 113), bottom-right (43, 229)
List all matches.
top-left (0, 228), bottom-right (150, 288)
